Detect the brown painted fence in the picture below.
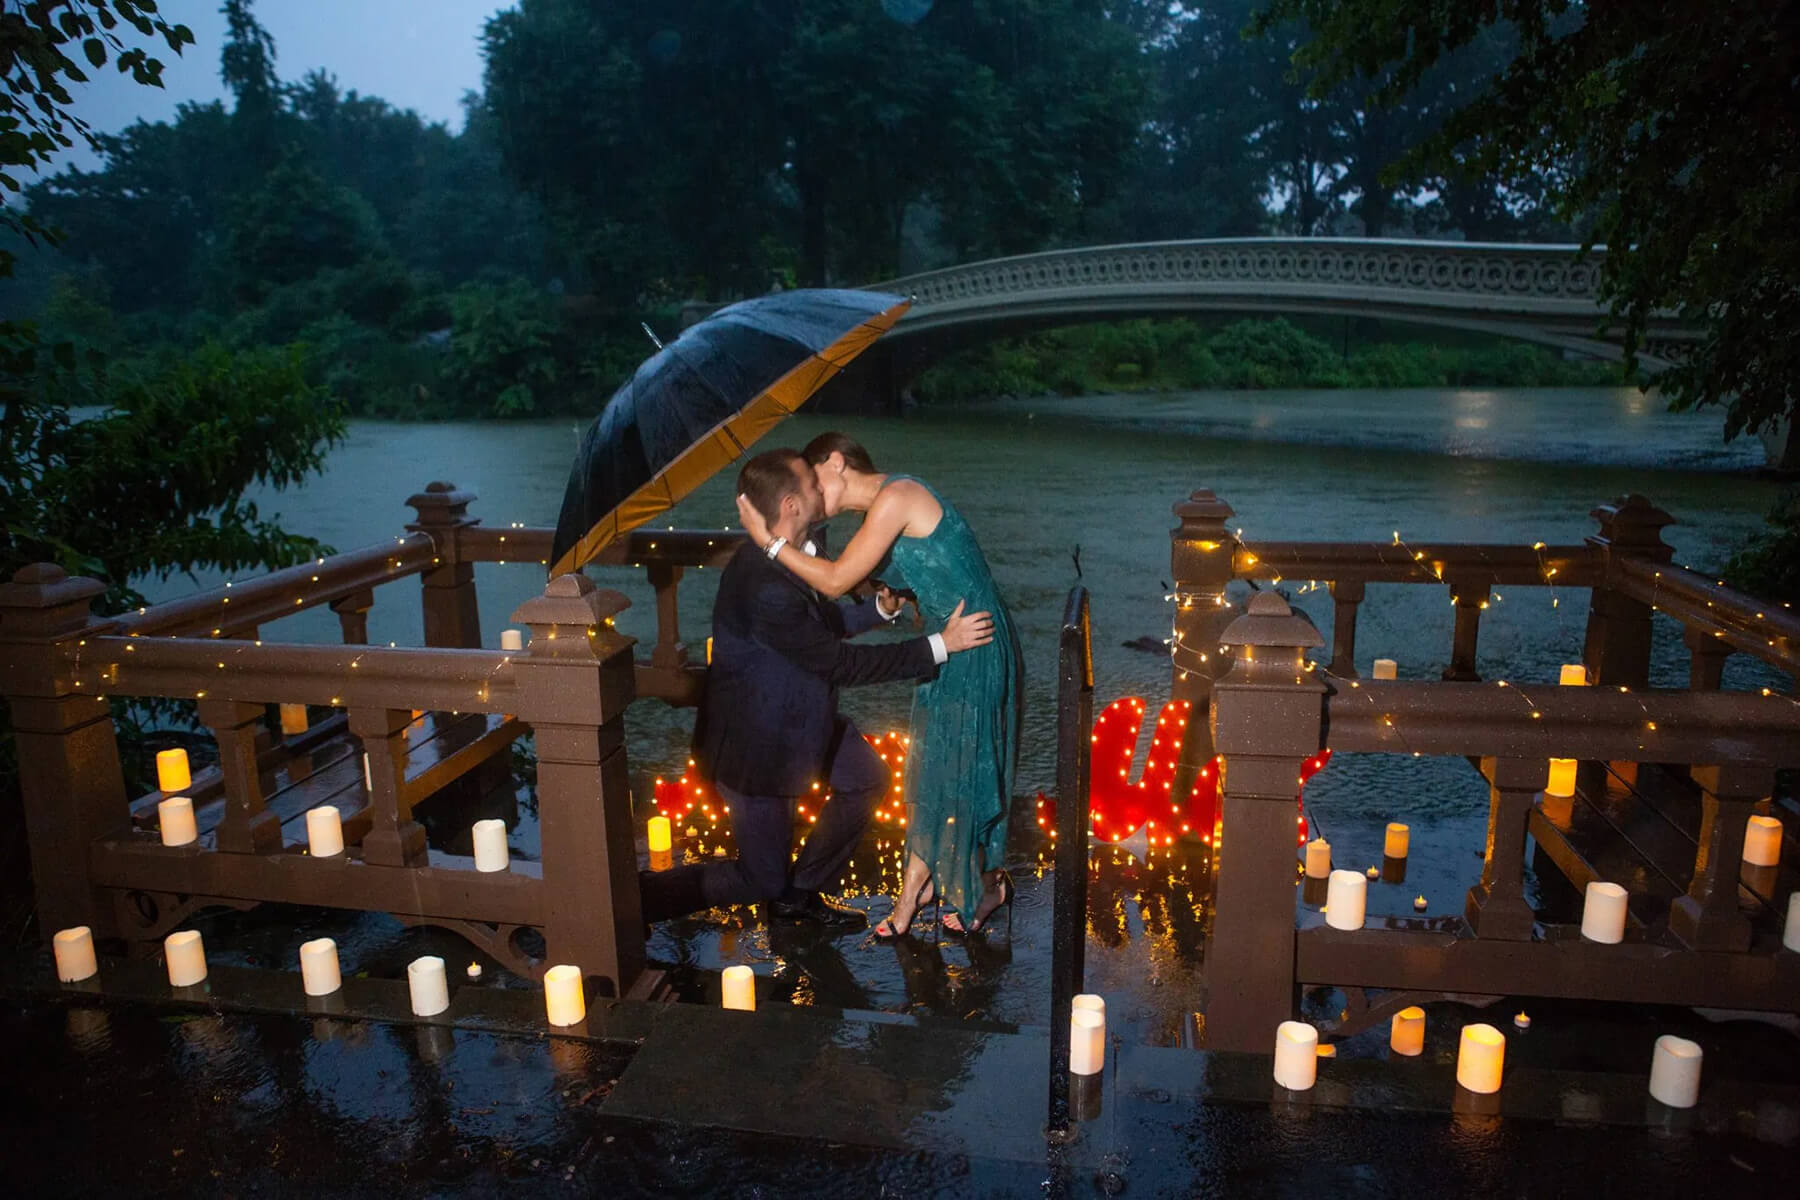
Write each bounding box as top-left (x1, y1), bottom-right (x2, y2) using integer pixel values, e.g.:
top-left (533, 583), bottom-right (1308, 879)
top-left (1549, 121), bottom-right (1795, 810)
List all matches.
top-left (0, 483), bottom-right (742, 1001)
top-left (1165, 489), bottom-right (1800, 1052)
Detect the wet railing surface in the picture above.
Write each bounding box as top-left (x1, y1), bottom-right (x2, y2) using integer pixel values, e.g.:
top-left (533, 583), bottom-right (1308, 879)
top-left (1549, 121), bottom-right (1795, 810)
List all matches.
top-left (1164, 487), bottom-right (1800, 1052)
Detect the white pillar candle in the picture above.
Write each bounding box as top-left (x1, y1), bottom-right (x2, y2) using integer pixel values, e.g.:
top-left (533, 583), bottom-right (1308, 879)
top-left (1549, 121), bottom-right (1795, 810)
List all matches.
top-left (1580, 881), bottom-right (1628, 943)
top-left (155, 748), bottom-right (191, 793)
top-left (1073, 993), bottom-right (1106, 1022)
top-left (500, 628), bottom-right (525, 652)
top-left (1371, 658), bottom-right (1397, 680)
top-left (299, 937), bottom-right (341, 996)
top-left (706, 636), bottom-right (713, 665)
top-left (1456, 1023), bottom-right (1505, 1094)
top-left (647, 815), bottom-right (673, 854)
top-left (1546, 758), bottom-right (1578, 798)
top-left (1390, 1005), bottom-right (1425, 1056)
top-left (471, 818), bottom-right (510, 872)
top-left (1744, 815), bottom-right (1782, 867)
top-left (305, 805), bottom-right (344, 857)
top-left (158, 796), bottom-right (198, 847)
top-left (279, 704), bottom-right (308, 735)
top-left (1648, 1035), bottom-right (1702, 1108)
top-left (1304, 837), bottom-right (1331, 879)
top-left (1070, 1009), bottom-right (1106, 1076)
top-left (1325, 869), bottom-right (1367, 930)
top-left (164, 929), bottom-right (207, 987)
top-left (408, 954), bottom-right (450, 1017)
top-left (544, 964), bottom-right (586, 1027)
top-left (1784, 893), bottom-right (1800, 953)
top-left (721, 963), bottom-right (756, 1011)
top-left (53, 926), bottom-right (98, 983)
top-left (1273, 1021), bottom-right (1318, 1090)
top-left (1560, 663), bottom-right (1588, 686)
top-left (1384, 822), bottom-right (1410, 859)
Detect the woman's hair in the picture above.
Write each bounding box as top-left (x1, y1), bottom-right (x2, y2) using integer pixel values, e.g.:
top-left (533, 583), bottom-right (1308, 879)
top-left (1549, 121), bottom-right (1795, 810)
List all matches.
top-left (802, 431), bottom-right (877, 474)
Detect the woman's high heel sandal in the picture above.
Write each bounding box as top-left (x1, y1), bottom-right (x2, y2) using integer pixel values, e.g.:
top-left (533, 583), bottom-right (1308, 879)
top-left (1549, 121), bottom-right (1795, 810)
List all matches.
top-left (966, 869), bottom-right (1015, 935)
top-left (875, 879), bottom-right (939, 941)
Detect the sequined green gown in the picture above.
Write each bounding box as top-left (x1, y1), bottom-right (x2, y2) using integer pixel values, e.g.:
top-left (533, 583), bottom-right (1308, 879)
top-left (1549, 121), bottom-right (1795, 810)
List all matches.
top-left (875, 476), bottom-right (1023, 915)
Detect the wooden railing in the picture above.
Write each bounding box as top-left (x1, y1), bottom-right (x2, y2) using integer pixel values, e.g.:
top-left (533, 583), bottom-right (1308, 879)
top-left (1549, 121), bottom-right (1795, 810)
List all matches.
top-left (1167, 488), bottom-right (1800, 1052)
top-left (0, 481), bottom-right (744, 1002)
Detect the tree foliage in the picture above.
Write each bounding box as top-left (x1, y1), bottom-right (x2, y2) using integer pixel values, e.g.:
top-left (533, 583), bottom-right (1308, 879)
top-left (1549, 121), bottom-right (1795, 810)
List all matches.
top-left (1253, 0), bottom-right (1800, 440)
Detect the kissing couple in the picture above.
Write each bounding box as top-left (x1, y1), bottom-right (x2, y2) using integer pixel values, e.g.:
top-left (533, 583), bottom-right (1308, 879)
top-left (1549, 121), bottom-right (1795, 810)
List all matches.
top-left (639, 433), bottom-right (1023, 938)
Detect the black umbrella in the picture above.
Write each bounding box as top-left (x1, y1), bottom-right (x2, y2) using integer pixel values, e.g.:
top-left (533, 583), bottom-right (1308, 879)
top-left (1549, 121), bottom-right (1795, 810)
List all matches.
top-left (549, 289), bottom-right (910, 578)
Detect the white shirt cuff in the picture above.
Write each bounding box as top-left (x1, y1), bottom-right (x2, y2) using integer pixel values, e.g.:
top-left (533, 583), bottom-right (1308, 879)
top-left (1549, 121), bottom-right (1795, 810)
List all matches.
top-left (875, 594), bottom-right (901, 621)
top-left (927, 633), bottom-right (948, 664)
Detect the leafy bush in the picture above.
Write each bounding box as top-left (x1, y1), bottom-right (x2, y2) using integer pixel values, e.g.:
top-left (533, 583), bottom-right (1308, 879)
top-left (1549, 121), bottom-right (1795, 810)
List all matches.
top-left (442, 278), bottom-right (561, 417)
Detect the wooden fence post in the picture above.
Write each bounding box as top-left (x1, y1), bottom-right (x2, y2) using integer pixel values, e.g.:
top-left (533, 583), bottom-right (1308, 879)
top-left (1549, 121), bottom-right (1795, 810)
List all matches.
top-left (0, 565), bottom-right (129, 940)
top-left (1168, 490), bottom-right (1238, 819)
top-left (1203, 591), bottom-right (1327, 1052)
top-left (1582, 495), bottom-right (1674, 689)
top-left (407, 482), bottom-right (482, 649)
top-left (1464, 756), bottom-right (1547, 939)
top-left (1669, 763), bottom-right (1769, 952)
top-left (510, 574), bottom-right (646, 998)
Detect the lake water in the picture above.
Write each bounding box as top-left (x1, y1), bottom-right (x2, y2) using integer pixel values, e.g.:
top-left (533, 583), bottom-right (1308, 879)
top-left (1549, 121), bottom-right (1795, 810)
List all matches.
top-left (157, 385), bottom-right (1788, 1037)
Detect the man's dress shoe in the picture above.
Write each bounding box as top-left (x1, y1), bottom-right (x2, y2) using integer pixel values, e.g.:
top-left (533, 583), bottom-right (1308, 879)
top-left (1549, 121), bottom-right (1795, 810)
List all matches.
top-left (768, 892), bottom-right (868, 931)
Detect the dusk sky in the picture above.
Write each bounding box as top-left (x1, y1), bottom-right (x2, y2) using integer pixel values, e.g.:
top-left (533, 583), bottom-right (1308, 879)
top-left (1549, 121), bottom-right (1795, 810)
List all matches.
top-left (46, 0), bottom-right (505, 175)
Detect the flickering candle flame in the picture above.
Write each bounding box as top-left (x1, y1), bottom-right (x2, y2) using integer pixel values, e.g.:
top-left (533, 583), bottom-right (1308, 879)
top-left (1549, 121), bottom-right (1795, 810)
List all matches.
top-left (1390, 1006), bottom-right (1424, 1056)
top-left (1743, 815), bottom-right (1783, 867)
top-left (1457, 1023), bottom-right (1505, 1094)
top-left (1273, 1021), bottom-right (1318, 1090)
top-left (1070, 1008), bottom-right (1106, 1076)
top-left (1371, 658), bottom-right (1397, 681)
top-left (155, 748), bottom-right (191, 794)
top-left (53, 926), bottom-right (97, 983)
top-left (1414, 895), bottom-right (1428, 912)
top-left (1513, 1012), bottom-right (1531, 1030)
top-left (1325, 870), bottom-right (1366, 930)
top-left (721, 964), bottom-right (756, 1012)
top-left (279, 704), bottom-right (308, 735)
top-left (299, 938), bottom-right (341, 996)
top-left (1546, 758), bottom-right (1578, 798)
top-left (305, 805), bottom-right (344, 857)
top-left (471, 819), bottom-right (510, 873)
top-left (164, 929), bottom-right (207, 988)
top-left (408, 955), bottom-right (450, 1017)
top-left (1384, 822), bottom-right (1410, 859)
top-left (544, 964), bottom-right (586, 1027)
top-left (158, 796), bottom-right (197, 847)
top-left (1648, 1035), bottom-right (1702, 1108)
top-left (647, 815), bottom-right (673, 854)
top-left (467, 962), bottom-right (483, 980)
top-left (500, 628), bottom-right (525, 652)
top-left (1580, 881), bottom-right (1628, 944)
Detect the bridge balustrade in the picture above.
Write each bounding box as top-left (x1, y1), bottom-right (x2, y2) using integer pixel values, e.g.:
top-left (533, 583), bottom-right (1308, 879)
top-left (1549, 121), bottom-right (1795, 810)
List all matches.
top-left (0, 483), bottom-right (735, 1001)
top-left (1168, 487), bottom-right (1800, 1052)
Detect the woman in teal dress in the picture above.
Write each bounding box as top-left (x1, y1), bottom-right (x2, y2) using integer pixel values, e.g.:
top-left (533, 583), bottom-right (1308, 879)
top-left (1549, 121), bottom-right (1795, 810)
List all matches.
top-left (735, 432), bottom-right (1023, 937)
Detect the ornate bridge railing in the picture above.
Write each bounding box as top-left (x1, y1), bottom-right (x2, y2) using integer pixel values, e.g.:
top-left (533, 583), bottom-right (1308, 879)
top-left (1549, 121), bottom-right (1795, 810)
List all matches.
top-left (879, 238), bottom-right (1701, 367)
top-left (1163, 487), bottom-right (1800, 1052)
top-left (0, 483), bottom-right (739, 1003)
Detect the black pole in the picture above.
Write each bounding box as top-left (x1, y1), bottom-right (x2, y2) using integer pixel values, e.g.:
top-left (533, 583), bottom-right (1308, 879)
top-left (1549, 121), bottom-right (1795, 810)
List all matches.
top-left (1047, 586), bottom-right (1093, 1140)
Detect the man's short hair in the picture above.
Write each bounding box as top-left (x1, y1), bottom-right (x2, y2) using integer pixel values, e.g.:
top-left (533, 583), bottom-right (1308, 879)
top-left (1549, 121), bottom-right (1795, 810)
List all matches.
top-left (737, 448), bottom-right (805, 524)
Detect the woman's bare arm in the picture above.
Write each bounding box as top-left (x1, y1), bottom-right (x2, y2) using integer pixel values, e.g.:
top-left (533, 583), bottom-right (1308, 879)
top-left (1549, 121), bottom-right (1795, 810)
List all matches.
top-left (737, 482), bottom-right (936, 598)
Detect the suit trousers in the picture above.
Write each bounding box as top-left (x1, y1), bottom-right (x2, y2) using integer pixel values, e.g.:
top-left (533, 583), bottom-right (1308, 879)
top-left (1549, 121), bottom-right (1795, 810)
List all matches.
top-left (640, 718), bottom-right (886, 921)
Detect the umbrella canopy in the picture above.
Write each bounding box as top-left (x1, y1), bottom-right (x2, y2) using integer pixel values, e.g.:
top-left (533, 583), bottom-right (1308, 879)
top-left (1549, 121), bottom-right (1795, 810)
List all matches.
top-left (549, 289), bottom-right (910, 578)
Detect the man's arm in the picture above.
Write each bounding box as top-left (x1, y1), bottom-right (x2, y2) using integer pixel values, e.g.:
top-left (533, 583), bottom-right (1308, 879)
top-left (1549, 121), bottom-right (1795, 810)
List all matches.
top-left (753, 579), bottom-right (937, 688)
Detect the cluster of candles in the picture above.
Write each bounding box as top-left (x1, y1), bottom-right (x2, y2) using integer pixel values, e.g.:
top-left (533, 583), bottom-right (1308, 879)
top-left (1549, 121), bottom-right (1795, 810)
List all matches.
top-left (1304, 822), bottom-right (1427, 923)
top-left (1274, 1009), bottom-right (1707, 1107)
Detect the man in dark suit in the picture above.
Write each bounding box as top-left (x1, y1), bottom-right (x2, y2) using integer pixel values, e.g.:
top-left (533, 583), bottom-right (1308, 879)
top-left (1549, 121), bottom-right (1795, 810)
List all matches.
top-left (639, 448), bottom-right (992, 930)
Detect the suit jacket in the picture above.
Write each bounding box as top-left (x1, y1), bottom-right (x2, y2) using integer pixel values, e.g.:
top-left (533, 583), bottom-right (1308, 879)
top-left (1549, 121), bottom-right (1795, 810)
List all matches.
top-left (694, 542), bottom-right (938, 797)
